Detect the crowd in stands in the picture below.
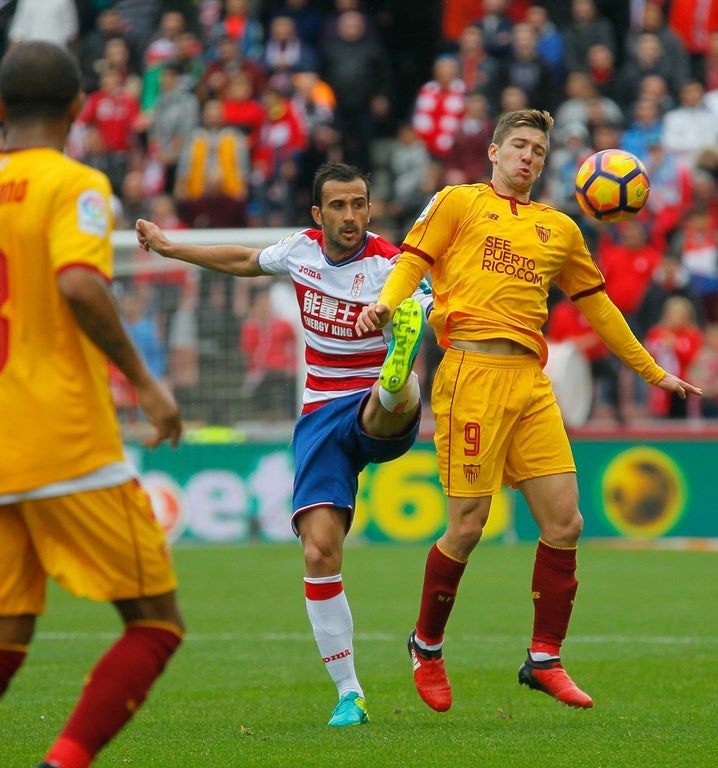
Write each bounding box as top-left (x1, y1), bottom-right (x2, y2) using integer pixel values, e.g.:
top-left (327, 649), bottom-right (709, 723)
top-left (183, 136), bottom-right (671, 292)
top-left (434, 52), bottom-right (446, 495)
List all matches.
top-left (3, 0), bottom-right (718, 425)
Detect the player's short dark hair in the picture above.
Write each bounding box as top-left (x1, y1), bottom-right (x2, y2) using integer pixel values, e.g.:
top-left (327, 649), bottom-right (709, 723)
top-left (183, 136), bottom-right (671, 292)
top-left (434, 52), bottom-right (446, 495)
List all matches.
top-left (492, 109), bottom-right (554, 147)
top-left (0, 41), bottom-right (81, 122)
top-left (312, 162), bottom-right (370, 208)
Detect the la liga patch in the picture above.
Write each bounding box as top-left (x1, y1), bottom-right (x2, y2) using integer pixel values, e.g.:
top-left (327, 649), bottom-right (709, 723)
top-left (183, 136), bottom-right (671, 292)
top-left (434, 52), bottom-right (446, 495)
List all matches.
top-left (77, 189), bottom-right (109, 237)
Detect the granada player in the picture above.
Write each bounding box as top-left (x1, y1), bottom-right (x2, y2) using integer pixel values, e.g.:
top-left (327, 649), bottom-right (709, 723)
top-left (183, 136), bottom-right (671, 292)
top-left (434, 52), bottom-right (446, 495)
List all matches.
top-left (136, 162), bottom-right (432, 727)
top-left (0, 42), bottom-right (183, 768)
top-left (356, 109), bottom-right (702, 712)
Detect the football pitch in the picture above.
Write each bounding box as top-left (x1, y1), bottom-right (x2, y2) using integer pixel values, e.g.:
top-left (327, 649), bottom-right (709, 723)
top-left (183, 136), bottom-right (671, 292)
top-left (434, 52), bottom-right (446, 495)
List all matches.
top-left (2, 542), bottom-right (716, 768)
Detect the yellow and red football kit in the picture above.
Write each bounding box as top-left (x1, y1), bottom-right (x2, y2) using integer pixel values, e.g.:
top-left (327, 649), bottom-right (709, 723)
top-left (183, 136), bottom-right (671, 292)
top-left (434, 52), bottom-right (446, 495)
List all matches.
top-left (378, 183), bottom-right (666, 495)
top-left (0, 148), bottom-right (175, 609)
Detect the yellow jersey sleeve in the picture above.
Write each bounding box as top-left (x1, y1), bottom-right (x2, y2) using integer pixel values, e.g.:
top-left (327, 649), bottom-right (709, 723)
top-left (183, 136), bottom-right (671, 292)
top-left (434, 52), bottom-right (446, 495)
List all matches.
top-left (50, 165), bottom-right (114, 278)
top-left (575, 290), bottom-right (666, 384)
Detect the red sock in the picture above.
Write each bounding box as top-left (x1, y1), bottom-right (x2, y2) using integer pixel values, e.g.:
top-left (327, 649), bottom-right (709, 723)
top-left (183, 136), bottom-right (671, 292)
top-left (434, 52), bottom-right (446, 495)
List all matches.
top-left (530, 540), bottom-right (578, 656)
top-left (45, 623), bottom-right (182, 768)
top-left (0, 643), bottom-right (28, 697)
top-left (416, 543), bottom-right (467, 645)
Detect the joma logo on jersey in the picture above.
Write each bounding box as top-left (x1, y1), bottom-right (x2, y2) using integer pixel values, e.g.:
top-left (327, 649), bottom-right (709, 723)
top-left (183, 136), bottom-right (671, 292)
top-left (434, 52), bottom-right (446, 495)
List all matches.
top-left (483, 211), bottom-right (499, 220)
top-left (322, 649), bottom-right (352, 663)
top-left (300, 265), bottom-right (321, 279)
top-left (0, 178), bottom-right (28, 204)
top-left (535, 225), bottom-right (551, 243)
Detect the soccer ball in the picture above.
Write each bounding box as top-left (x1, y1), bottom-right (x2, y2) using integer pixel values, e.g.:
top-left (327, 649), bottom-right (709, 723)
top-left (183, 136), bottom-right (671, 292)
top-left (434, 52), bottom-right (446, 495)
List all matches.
top-left (574, 149), bottom-right (650, 223)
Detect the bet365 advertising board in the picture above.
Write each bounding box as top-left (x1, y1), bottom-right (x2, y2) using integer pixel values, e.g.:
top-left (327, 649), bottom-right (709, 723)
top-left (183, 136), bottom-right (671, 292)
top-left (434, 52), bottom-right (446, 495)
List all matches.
top-left (127, 435), bottom-right (718, 545)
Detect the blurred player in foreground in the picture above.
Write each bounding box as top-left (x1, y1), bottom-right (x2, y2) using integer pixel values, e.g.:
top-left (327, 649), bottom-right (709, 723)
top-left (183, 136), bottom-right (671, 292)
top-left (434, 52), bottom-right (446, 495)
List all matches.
top-left (136, 162), bottom-right (432, 726)
top-left (356, 109), bottom-right (702, 712)
top-left (0, 41), bottom-right (184, 768)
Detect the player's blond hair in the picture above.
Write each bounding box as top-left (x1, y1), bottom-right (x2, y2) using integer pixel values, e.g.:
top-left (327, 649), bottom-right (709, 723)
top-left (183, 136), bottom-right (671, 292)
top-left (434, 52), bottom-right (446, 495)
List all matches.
top-left (492, 109), bottom-right (554, 147)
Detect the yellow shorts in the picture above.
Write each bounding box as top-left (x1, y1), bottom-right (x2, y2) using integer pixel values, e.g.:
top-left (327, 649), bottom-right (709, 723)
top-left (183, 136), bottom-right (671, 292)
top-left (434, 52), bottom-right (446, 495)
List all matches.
top-left (432, 347), bottom-right (576, 497)
top-left (0, 479), bottom-right (177, 615)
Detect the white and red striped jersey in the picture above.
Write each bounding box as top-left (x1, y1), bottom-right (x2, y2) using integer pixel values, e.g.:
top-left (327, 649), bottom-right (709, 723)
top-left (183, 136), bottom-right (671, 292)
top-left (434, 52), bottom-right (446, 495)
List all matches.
top-left (258, 228), bottom-right (432, 413)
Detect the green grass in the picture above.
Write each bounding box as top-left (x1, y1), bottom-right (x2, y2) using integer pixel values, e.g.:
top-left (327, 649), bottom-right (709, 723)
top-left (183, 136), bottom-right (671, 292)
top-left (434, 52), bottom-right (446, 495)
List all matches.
top-left (2, 543), bottom-right (716, 768)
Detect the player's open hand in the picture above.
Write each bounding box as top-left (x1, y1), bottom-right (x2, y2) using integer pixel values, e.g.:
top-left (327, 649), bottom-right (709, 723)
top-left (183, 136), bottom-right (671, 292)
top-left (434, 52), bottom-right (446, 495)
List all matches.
top-left (355, 302), bottom-right (391, 336)
top-left (136, 218), bottom-right (171, 257)
top-left (655, 372), bottom-right (703, 400)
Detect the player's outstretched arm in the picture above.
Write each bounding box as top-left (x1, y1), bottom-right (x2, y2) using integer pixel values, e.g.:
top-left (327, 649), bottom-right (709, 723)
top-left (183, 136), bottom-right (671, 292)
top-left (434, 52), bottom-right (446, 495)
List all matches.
top-left (57, 266), bottom-right (182, 448)
top-left (135, 218), bottom-right (265, 277)
top-left (654, 372), bottom-right (703, 400)
top-left (355, 302), bottom-right (392, 336)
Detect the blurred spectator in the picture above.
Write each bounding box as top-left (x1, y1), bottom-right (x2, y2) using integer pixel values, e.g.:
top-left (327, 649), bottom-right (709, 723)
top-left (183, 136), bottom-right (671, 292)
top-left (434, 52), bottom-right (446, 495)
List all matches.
top-left (624, 1), bottom-right (690, 89)
top-left (320, 9), bottom-right (393, 171)
top-left (120, 285), bottom-right (168, 380)
top-left (116, 169), bottom-right (151, 230)
top-left (269, 0), bottom-right (322, 49)
top-left (220, 70), bottom-right (267, 155)
top-left (148, 60), bottom-right (200, 195)
top-left (239, 286), bottom-right (298, 421)
top-left (687, 322), bottom-right (718, 417)
top-left (262, 14), bottom-right (317, 77)
top-left (546, 296), bottom-right (620, 421)
top-left (689, 164), bottom-right (718, 224)
top-left (199, 33), bottom-right (266, 100)
top-left (475, 0), bottom-right (514, 61)
top-left (454, 23), bottom-right (500, 113)
top-left (319, 0), bottom-right (376, 50)
top-left (636, 72), bottom-right (675, 115)
top-left (175, 98), bottom-right (250, 228)
top-left (0, 0), bottom-right (17, 59)
top-left (667, 0), bottom-right (718, 81)
top-left (112, 0), bottom-right (163, 59)
top-left (496, 21), bottom-right (558, 113)
top-left (672, 205), bottom-right (718, 323)
top-left (442, 0), bottom-right (528, 42)
top-left (79, 7), bottom-right (139, 93)
top-left (524, 3), bottom-right (565, 86)
top-left (110, 283), bottom-right (170, 423)
top-left (412, 54), bottom-right (466, 161)
top-left (208, 0), bottom-right (263, 61)
top-left (101, 35), bottom-right (143, 98)
top-left (642, 140), bottom-right (694, 251)
top-left (644, 295), bottom-right (703, 418)
top-left (635, 252), bottom-right (704, 341)
top-left (554, 71), bottom-right (623, 134)
top-left (252, 80), bottom-right (308, 226)
top-left (172, 29), bottom-right (206, 94)
top-left (386, 122), bottom-right (432, 234)
top-left (543, 121), bottom-right (591, 216)
top-left (144, 9), bottom-right (185, 69)
top-left (615, 32), bottom-right (683, 112)
top-left (441, 92), bottom-right (494, 185)
top-left (497, 83), bottom-right (530, 115)
top-left (76, 64), bottom-right (141, 195)
top-left (704, 31), bottom-right (718, 93)
top-left (598, 219), bottom-right (661, 325)
top-left (561, 0), bottom-right (616, 74)
top-left (7, 0), bottom-right (78, 50)
top-left (662, 79), bottom-right (718, 170)
top-left (620, 96), bottom-right (663, 162)
top-left (584, 43), bottom-right (620, 104)
top-left (291, 69), bottom-right (340, 210)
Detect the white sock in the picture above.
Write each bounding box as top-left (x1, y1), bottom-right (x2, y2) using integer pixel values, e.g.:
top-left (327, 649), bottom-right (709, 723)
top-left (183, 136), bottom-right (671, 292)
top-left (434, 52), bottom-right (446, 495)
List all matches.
top-left (304, 575), bottom-right (363, 699)
top-left (378, 371), bottom-right (420, 413)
